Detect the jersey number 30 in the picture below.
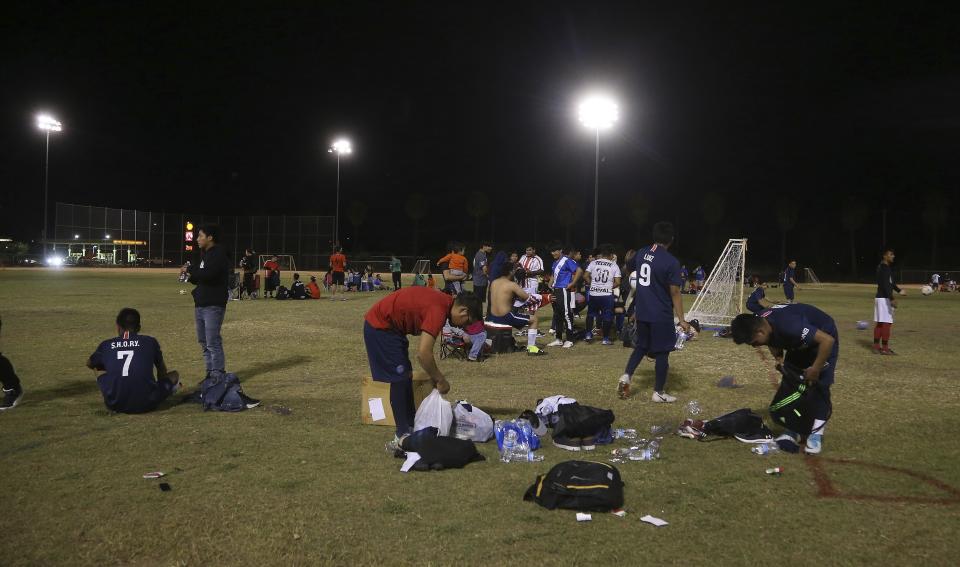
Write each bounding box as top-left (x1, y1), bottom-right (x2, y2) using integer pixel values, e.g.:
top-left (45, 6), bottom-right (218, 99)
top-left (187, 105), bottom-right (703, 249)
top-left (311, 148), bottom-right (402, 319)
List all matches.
top-left (117, 350), bottom-right (135, 377)
top-left (637, 263), bottom-right (652, 287)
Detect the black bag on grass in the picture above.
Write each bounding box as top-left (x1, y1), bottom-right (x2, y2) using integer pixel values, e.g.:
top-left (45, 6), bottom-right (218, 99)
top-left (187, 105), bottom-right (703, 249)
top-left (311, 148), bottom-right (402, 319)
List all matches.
top-left (401, 435), bottom-right (485, 471)
top-left (769, 363), bottom-right (831, 435)
top-left (553, 403), bottom-right (615, 439)
top-left (524, 461), bottom-right (624, 511)
top-left (702, 408), bottom-right (772, 440)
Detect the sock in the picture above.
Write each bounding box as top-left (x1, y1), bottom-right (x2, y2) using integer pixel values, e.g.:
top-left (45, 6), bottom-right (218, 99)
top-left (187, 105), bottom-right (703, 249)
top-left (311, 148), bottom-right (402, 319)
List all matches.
top-left (619, 373), bottom-right (631, 384)
top-left (654, 353), bottom-right (670, 392)
top-left (527, 329), bottom-right (537, 348)
top-left (389, 380), bottom-right (415, 437)
top-left (812, 419), bottom-right (827, 435)
top-left (873, 324), bottom-right (881, 346)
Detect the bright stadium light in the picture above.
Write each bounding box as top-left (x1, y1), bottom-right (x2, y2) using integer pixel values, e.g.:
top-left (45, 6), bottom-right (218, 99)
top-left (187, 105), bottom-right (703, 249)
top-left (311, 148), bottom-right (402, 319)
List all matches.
top-left (35, 113), bottom-right (63, 256)
top-left (74, 234), bottom-right (80, 239)
top-left (577, 94), bottom-right (619, 248)
top-left (105, 234), bottom-right (111, 239)
top-left (328, 138), bottom-right (353, 248)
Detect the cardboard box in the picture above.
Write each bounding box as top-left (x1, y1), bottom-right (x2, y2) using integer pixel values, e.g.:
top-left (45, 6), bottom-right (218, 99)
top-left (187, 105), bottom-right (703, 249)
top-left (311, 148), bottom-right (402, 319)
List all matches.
top-left (361, 372), bottom-right (435, 426)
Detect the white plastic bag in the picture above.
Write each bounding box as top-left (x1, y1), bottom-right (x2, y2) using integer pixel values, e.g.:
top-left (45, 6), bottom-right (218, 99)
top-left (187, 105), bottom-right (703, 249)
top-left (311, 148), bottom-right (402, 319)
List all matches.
top-left (453, 401), bottom-right (495, 442)
top-left (414, 389), bottom-right (454, 436)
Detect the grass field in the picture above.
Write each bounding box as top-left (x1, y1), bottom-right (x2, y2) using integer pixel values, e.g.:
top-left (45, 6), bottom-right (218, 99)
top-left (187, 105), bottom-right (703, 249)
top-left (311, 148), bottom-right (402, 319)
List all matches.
top-left (1, 268), bottom-right (959, 566)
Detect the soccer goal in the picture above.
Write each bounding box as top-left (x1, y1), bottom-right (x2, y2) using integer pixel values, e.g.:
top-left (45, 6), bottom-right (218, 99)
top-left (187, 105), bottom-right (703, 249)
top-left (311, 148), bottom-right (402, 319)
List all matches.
top-left (412, 259), bottom-right (431, 275)
top-left (685, 238), bottom-right (747, 329)
top-left (258, 254), bottom-right (297, 272)
top-left (803, 267), bottom-right (823, 288)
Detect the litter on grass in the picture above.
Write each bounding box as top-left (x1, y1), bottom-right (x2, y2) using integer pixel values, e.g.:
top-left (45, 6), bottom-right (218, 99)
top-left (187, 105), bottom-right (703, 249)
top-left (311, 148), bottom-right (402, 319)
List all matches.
top-left (640, 515), bottom-right (668, 527)
top-left (142, 471), bottom-right (165, 479)
top-left (576, 513), bottom-right (592, 522)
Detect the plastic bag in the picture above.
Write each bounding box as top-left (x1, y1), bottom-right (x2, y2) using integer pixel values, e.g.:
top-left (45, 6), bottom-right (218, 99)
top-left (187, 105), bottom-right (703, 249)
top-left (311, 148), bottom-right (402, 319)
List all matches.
top-left (453, 401), bottom-right (494, 442)
top-left (414, 389), bottom-right (454, 436)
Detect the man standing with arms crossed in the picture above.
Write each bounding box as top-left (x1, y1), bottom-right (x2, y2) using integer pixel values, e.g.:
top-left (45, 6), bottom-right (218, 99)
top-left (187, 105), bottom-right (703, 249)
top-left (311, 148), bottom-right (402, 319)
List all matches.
top-left (546, 243), bottom-right (583, 349)
top-left (329, 246), bottom-right (347, 300)
top-left (181, 225), bottom-right (230, 380)
top-left (617, 222), bottom-right (692, 402)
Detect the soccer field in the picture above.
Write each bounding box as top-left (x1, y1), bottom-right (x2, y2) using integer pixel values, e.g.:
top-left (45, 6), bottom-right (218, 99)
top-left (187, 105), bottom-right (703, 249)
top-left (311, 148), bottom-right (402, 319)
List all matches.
top-left (1, 269), bottom-right (958, 566)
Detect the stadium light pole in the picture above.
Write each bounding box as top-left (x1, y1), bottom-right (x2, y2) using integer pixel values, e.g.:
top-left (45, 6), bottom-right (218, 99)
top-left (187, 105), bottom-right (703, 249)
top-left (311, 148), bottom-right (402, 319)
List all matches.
top-left (36, 114), bottom-right (63, 255)
top-left (578, 95), bottom-right (618, 249)
top-left (327, 139), bottom-right (352, 249)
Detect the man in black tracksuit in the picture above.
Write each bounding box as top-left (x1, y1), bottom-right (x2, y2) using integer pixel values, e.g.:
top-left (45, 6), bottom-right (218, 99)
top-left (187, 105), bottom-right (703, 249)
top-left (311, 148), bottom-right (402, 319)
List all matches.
top-left (180, 225), bottom-right (230, 379)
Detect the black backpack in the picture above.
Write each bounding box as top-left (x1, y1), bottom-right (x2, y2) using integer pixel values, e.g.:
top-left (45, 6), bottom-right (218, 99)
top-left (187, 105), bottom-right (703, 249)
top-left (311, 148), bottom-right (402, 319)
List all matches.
top-left (703, 408), bottom-right (770, 438)
top-left (275, 286), bottom-right (289, 300)
top-left (553, 403), bottom-right (616, 439)
top-left (199, 373), bottom-right (248, 412)
top-left (525, 461), bottom-right (624, 512)
top-left (769, 363), bottom-right (831, 435)
top-left (400, 435), bottom-right (485, 471)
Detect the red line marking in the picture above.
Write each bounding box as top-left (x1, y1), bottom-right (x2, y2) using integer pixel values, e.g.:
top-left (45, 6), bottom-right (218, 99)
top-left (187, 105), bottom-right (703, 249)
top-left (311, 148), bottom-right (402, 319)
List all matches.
top-left (805, 456), bottom-right (960, 505)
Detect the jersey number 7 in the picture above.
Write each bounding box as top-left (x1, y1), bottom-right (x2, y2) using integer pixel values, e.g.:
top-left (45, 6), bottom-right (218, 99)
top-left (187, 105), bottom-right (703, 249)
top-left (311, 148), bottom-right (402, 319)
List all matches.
top-left (117, 350), bottom-right (135, 377)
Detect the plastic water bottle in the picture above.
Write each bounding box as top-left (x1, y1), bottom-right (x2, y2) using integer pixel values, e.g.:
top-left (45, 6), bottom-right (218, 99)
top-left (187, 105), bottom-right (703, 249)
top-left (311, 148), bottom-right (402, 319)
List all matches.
top-left (751, 443), bottom-right (780, 456)
top-left (629, 439), bottom-right (661, 461)
top-left (501, 429), bottom-right (518, 462)
top-left (674, 328), bottom-right (687, 351)
top-left (613, 428), bottom-right (638, 439)
top-left (685, 400), bottom-right (702, 418)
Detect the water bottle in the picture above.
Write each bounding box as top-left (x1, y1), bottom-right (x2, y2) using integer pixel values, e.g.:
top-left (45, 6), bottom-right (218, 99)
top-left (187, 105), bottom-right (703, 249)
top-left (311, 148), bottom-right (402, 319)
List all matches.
top-left (613, 428), bottom-right (638, 439)
top-left (629, 440), bottom-right (661, 461)
top-left (685, 400), bottom-right (702, 418)
top-left (751, 443), bottom-right (779, 456)
top-left (501, 429), bottom-right (518, 462)
top-left (674, 328), bottom-right (687, 351)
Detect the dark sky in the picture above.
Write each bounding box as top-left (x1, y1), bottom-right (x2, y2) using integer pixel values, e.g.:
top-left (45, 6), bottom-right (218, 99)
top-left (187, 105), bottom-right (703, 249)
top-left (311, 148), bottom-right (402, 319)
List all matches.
top-left (2, 1), bottom-right (958, 275)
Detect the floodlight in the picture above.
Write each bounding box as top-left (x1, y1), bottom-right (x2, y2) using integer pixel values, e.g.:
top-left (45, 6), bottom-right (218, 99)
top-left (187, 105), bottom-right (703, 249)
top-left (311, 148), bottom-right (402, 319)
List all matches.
top-left (36, 114), bottom-right (63, 132)
top-left (578, 96), bottom-right (619, 130)
top-left (47, 256), bottom-right (63, 267)
top-left (105, 234), bottom-right (111, 239)
top-left (331, 139), bottom-right (352, 154)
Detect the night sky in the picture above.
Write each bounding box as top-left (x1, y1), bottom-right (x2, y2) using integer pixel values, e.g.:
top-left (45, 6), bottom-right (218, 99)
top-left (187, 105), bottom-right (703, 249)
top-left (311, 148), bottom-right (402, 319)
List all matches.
top-left (2, 2), bottom-right (958, 276)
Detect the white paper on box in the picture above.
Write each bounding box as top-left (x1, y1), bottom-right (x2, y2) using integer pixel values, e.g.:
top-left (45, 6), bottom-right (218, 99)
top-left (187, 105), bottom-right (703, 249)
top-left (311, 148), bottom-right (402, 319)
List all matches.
top-left (368, 397), bottom-right (387, 421)
top-left (640, 514), bottom-right (668, 527)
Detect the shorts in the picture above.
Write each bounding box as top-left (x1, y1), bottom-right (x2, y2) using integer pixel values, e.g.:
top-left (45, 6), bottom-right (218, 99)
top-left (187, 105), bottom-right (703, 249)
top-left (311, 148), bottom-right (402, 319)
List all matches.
top-left (363, 321), bottom-right (412, 384)
top-left (587, 295), bottom-right (615, 321)
top-left (332, 271), bottom-right (345, 285)
top-left (488, 311), bottom-right (530, 329)
top-left (874, 297), bottom-right (894, 323)
top-left (784, 283), bottom-right (795, 300)
top-left (634, 320), bottom-right (677, 354)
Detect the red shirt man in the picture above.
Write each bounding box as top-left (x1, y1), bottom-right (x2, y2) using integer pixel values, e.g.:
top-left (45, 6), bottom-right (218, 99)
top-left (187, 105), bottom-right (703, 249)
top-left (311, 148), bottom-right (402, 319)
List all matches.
top-left (329, 248), bottom-right (347, 294)
top-left (363, 287), bottom-right (481, 438)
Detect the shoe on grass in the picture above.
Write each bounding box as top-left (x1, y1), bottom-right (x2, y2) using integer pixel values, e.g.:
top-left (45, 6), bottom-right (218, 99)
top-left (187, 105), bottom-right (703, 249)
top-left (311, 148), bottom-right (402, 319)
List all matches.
top-left (584, 332), bottom-right (594, 342)
top-left (580, 436), bottom-right (596, 451)
top-left (552, 435), bottom-right (581, 451)
top-left (601, 338), bottom-right (613, 346)
top-left (239, 392), bottom-right (261, 409)
top-left (652, 391), bottom-right (677, 403)
top-left (562, 341), bottom-right (574, 348)
top-left (547, 339), bottom-right (564, 347)
top-left (617, 376), bottom-right (631, 400)
top-left (775, 431), bottom-right (801, 453)
top-left (881, 348), bottom-right (897, 355)
top-left (0, 387), bottom-right (24, 411)
top-left (804, 433), bottom-right (823, 454)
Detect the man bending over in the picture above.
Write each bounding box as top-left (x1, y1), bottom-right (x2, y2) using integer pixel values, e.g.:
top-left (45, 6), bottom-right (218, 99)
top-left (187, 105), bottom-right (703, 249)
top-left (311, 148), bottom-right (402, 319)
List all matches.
top-left (488, 260), bottom-right (547, 355)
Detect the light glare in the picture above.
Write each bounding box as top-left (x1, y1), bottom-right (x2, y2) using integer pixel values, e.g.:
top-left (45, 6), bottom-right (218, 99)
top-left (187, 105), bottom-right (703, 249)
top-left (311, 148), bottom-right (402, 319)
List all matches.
top-left (331, 139), bottom-right (352, 154)
top-left (578, 96), bottom-right (619, 130)
top-left (37, 114), bottom-right (63, 132)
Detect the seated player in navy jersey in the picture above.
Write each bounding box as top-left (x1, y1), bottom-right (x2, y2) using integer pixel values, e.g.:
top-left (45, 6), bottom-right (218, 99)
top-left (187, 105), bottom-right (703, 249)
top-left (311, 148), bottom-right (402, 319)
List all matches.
top-left (730, 304), bottom-right (838, 454)
top-left (746, 275), bottom-right (778, 314)
top-left (87, 308), bottom-right (180, 414)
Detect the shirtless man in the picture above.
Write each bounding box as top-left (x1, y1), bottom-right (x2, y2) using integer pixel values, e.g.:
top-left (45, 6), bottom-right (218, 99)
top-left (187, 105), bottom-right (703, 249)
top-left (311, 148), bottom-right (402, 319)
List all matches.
top-left (488, 260), bottom-right (547, 356)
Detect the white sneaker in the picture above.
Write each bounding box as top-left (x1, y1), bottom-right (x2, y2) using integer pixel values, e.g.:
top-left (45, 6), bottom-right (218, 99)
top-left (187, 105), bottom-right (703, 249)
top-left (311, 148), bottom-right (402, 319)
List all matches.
top-left (562, 341), bottom-right (574, 348)
top-left (547, 339), bottom-right (564, 347)
top-left (652, 391), bottom-right (677, 403)
top-left (548, 328), bottom-right (556, 335)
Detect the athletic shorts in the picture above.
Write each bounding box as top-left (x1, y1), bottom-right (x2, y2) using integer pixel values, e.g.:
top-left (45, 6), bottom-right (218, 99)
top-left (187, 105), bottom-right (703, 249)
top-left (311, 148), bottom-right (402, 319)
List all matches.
top-left (332, 271), bottom-right (345, 285)
top-left (634, 320), bottom-right (677, 354)
top-left (874, 297), bottom-right (894, 324)
top-left (784, 283), bottom-right (795, 300)
top-left (363, 321), bottom-right (413, 383)
top-left (587, 295), bottom-right (615, 321)
top-left (487, 311), bottom-right (530, 329)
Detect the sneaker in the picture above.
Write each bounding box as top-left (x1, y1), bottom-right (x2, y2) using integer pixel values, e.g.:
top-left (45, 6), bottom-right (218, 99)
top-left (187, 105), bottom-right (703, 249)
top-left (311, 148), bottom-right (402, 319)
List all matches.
top-left (584, 332), bottom-right (594, 342)
top-left (239, 392), bottom-right (261, 409)
top-left (562, 341), bottom-right (574, 348)
top-left (774, 432), bottom-right (801, 453)
top-left (536, 331), bottom-right (546, 338)
top-left (0, 387), bottom-right (23, 411)
top-left (547, 339), bottom-right (564, 347)
top-left (678, 419), bottom-right (706, 440)
top-left (872, 346), bottom-right (882, 354)
top-left (881, 348), bottom-right (897, 356)
top-left (804, 433), bottom-right (823, 454)
top-left (580, 436), bottom-right (596, 451)
top-left (601, 338), bottom-right (613, 346)
top-left (617, 376), bottom-right (631, 400)
top-left (527, 346), bottom-right (548, 356)
top-left (553, 435), bottom-right (581, 451)
top-left (548, 328), bottom-right (556, 335)
top-left (734, 431), bottom-right (774, 444)
top-left (652, 391), bottom-right (677, 403)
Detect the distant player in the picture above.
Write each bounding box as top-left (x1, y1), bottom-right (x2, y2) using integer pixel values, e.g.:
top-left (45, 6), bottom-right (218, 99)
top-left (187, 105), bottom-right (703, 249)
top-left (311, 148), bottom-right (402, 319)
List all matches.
top-left (0, 314), bottom-right (24, 411)
top-left (518, 245), bottom-right (544, 295)
top-left (86, 308), bottom-right (181, 414)
top-left (546, 242), bottom-right (583, 348)
top-left (679, 264), bottom-right (689, 293)
top-left (730, 303), bottom-right (838, 454)
top-left (930, 272), bottom-right (941, 292)
top-left (263, 255), bottom-right (281, 298)
top-left (746, 275), bottom-right (778, 314)
top-left (584, 245), bottom-right (622, 345)
top-left (783, 260), bottom-right (799, 303)
top-left (364, 288), bottom-right (482, 444)
top-left (693, 265), bottom-right (706, 292)
top-left (472, 241), bottom-right (493, 305)
top-left (874, 248), bottom-right (906, 355)
top-left (488, 260), bottom-right (547, 355)
top-left (617, 222), bottom-right (692, 402)
top-left (389, 255), bottom-right (403, 291)
top-left (239, 248), bottom-right (257, 300)
top-left (329, 247), bottom-right (347, 300)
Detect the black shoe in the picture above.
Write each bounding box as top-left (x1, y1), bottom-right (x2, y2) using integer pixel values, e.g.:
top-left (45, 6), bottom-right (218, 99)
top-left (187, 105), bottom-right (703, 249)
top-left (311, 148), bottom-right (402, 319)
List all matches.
top-left (0, 387), bottom-right (24, 411)
top-left (239, 392), bottom-right (261, 409)
top-left (552, 435), bottom-right (582, 451)
top-left (734, 431), bottom-right (774, 444)
top-left (580, 436), bottom-right (596, 451)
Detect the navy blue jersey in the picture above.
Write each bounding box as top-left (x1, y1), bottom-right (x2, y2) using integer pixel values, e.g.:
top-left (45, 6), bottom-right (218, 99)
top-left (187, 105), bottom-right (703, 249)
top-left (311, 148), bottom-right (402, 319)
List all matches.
top-left (89, 333), bottom-right (165, 413)
top-left (633, 244), bottom-right (681, 323)
top-left (783, 266), bottom-right (796, 285)
top-left (694, 267), bottom-right (705, 280)
top-left (759, 304), bottom-right (838, 357)
top-left (746, 287), bottom-right (766, 314)
top-left (680, 266), bottom-right (689, 280)
top-left (551, 256), bottom-right (580, 289)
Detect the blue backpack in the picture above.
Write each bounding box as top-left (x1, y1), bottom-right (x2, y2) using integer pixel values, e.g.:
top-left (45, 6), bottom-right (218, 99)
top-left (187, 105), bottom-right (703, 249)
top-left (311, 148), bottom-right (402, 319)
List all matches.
top-left (199, 373), bottom-right (247, 412)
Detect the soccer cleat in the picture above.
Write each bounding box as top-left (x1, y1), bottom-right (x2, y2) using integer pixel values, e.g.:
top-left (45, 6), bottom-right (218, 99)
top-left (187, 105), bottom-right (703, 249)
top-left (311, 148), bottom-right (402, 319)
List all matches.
top-left (652, 391), bottom-right (677, 403)
top-left (804, 433), bottom-right (823, 454)
top-left (562, 341), bottom-right (574, 348)
top-left (239, 392), bottom-right (261, 409)
top-left (678, 419), bottom-right (707, 440)
top-left (584, 332), bottom-right (594, 342)
top-left (552, 435), bottom-right (581, 451)
top-left (580, 436), bottom-right (596, 451)
top-left (601, 338), bottom-right (613, 346)
top-left (547, 339), bottom-right (564, 347)
top-left (0, 387), bottom-right (24, 411)
top-left (734, 431), bottom-right (774, 444)
top-left (881, 348), bottom-right (897, 356)
top-left (527, 346), bottom-right (547, 356)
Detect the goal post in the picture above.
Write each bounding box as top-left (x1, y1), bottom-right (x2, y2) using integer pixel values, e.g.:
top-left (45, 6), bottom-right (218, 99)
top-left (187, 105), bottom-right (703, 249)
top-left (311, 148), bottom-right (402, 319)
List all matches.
top-left (685, 238), bottom-right (747, 329)
top-left (258, 254), bottom-right (297, 273)
top-left (412, 259), bottom-right (431, 275)
top-left (803, 267), bottom-right (823, 288)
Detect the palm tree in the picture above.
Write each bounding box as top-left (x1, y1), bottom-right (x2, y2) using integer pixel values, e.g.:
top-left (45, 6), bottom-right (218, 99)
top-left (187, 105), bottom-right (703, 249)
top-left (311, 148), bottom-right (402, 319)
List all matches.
top-left (466, 191), bottom-right (490, 248)
top-left (404, 193), bottom-right (428, 255)
top-left (776, 198), bottom-right (798, 268)
top-left (555, 193), bottom-right (582, 245)
top-left (841, 197), bottom-right (868, 278)
top-left (922, 192), bottom-right (949, 267)
top-left (347, 201), bottom-right (368, 252)
top-left (627, 194), bottom-right (649, 244)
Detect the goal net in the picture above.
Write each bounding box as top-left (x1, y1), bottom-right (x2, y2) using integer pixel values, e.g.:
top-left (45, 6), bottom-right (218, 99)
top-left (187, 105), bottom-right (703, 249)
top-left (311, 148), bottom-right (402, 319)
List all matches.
top-left (258, 254), bottom-right (297, 272)
top-left (412, 259), bottom-right (431, 275)
top-left (803, 267), bottom-right (823, 288)
top-left (685, 238), bottom-right (747, 329)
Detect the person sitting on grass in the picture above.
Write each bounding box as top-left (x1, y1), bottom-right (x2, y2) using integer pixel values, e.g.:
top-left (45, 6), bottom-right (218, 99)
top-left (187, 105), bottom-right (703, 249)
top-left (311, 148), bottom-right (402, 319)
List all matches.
top-left (364, 288), bottom-right (482, 447)
top-left (730, 303), bottom-right (838, 455)
top-left (290, 273), bottom-right (307, 299)
top-left (746, 275), bottom-right (778, 314)
top-left (0, 314), bottom-right (24, 411)
top-left (488, 258), bottom-right (547, 355)
top-left (438, 242), bottom-right (469, 294)
top-left (86, 308), bottom-right (180, 414)
top-left (307, 275), bottom-right (322, 299)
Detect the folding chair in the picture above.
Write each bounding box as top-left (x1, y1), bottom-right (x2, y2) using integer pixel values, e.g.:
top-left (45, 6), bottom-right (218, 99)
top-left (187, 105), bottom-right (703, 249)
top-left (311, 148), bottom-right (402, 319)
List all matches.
top-left (440, 328), bottom-right (468, 360)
